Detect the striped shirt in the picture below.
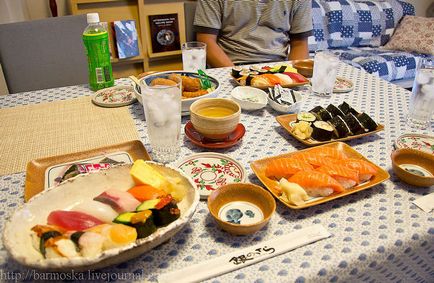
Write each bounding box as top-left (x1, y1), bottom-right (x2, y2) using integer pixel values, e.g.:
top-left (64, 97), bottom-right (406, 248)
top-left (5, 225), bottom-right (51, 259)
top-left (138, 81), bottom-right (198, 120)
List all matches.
top-left (194, 0), bottom-right (313, 64)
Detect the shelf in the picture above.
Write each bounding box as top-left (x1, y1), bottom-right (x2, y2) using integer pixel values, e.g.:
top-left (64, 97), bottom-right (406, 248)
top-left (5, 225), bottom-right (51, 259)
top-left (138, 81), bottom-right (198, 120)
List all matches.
top-left (111, 55), bottom-right (144, 64)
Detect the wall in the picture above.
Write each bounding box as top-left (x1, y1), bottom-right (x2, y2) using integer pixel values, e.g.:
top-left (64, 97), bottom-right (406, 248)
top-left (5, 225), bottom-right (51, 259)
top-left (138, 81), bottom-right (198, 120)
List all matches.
top-left (406, 0), bottom-right (433, 17)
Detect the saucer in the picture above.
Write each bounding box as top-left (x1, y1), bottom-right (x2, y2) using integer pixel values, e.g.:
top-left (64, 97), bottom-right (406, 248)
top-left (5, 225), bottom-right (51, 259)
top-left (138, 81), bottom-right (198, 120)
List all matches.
top-left (184, 121), bottom-right (245, 149)
top-left (176, 152), bottom-right (246, 199)
top-left (92, 85), bottom-right (136, 108)
top-left (394, 133), bottom-right (434, 155)
top-left (334, 77), bottom-right (353, 93)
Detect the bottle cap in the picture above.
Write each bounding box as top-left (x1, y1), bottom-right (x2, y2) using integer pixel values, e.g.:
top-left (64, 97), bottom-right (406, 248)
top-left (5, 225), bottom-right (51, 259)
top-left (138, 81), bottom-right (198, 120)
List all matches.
top-left (87, 13), bottom-right (100, 24)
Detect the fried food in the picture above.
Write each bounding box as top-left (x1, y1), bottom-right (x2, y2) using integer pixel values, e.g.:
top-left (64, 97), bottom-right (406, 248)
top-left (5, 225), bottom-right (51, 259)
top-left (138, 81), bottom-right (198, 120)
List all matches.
top-left (182, 89), bottom-right (209, 98)
top-left (150, 78), bottom-right (178, 87)
top-left (168, 73), bottom-right (182, 83)
top-left (181, 76), bottom-right (201, 92)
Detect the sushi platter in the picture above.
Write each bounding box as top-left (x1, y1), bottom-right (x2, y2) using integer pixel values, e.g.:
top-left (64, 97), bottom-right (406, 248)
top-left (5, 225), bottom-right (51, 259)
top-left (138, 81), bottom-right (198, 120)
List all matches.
top-left (250, 142), bottom-right (390, 209)
top-left (276, 102), bottom-right (384, 146)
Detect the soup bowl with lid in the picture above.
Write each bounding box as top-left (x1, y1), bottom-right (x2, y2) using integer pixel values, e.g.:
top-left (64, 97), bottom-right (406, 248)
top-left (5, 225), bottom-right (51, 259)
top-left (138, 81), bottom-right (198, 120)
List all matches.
top-left (189, 98), bottom-right (241, 140)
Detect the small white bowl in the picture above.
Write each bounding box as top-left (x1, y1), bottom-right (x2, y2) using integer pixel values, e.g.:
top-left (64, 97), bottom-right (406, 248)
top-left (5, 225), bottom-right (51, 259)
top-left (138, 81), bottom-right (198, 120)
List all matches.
top-left (268, 90), bottom-right (303, 113)
top-left (230, 86), bottom-right (268, 111)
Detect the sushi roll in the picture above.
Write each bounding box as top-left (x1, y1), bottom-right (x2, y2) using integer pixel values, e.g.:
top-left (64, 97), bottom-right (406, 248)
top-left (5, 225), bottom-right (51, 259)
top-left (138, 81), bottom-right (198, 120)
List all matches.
top-left (246, 72), bottom-right (259, 85)
top-left (114, 211), bottom-right (157, 239)
top-left (343, 113), bottom-right (365, 135)
top-left (249, 66), bottom-right (262, 72)
top-left (357, 112), bottom-right (378, 131)
top-left (326, 104), bottom-right (345, 118)
top-left (258, 68), bottom-right (269, 74)
top-left (231, 66), bottom-right (243, 78)
top-left (338, 101), bottom-right (352, 115)
top-left (296, 112), bottom-right (316, 123)
top-left (309, 106), bottom-right (332, 121)
top-left (311, 121), bottom-right (334, 141)
top-left (328, 115), bottom-right (351, 139)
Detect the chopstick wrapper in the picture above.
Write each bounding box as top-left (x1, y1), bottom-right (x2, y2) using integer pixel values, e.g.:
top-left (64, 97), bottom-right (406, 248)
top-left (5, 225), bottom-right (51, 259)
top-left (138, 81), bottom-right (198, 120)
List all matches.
top-left (413, 192), bottom-right (434, 212)
top-left (159, 224), bottom-right (331, 283)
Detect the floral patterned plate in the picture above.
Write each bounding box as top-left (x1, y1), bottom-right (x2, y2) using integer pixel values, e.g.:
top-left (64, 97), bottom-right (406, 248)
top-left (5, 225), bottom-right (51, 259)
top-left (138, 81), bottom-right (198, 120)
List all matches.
top-left (176, 153), bottom-right (246, 199)
top-left (333, 77), bottom-right (353, 93)
top-left (395, 134), bottom-right (434, 155)
top-left (92, 85), bottom-right (137, 108)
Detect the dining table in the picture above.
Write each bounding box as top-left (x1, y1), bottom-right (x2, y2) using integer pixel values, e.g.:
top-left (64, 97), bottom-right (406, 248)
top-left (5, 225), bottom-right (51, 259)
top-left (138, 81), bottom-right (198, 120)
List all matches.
top-left (0, 61), bottom-right (433, 283)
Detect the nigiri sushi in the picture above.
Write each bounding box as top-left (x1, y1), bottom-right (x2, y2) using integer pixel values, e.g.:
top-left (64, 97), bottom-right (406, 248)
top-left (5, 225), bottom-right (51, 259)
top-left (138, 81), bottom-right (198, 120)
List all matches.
top-left (291, 152), bottom-right (339, 168)
top-left (70, 231), bottom-right (105, 257)
top-left (316, 164), bottom-right (359, 189)
top-left (87, 223), bottom-right (137, 250)
top-left (265, 158), bottom-right (314, 180)
top-left (342, 158), bottom-right (378, 182)
top-left (72, 200), bottom-right (118, 223)
top-left (47, 210), bottom-right (105, 231)
top-left (307, 147), bottom-right (349, 160)
top-left (288, 171), bottom-right (345, 197)
top-left (94, 189), bottom-right (141, 213)
top-left (278, 178), bottom-right (309, 206)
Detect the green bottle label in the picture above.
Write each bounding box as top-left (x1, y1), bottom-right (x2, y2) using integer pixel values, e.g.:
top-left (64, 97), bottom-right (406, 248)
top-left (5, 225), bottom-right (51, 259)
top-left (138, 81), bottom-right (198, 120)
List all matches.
top-left (83, 31), bottom-right (114, 91)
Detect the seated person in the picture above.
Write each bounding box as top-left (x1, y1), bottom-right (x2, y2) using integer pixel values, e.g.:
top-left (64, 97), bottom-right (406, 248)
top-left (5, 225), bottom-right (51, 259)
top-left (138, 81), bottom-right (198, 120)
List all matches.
top-left (193, 0), bottom-right (313, 67)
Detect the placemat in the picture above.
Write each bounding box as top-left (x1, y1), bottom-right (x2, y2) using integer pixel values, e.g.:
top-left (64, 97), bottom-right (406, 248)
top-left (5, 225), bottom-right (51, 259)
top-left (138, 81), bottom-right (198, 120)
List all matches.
top-left (0, 96), bottom-right (140, 176)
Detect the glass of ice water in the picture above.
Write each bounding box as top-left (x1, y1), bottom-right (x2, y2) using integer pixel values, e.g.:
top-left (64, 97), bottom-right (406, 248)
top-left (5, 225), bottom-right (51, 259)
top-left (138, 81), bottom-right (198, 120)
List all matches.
top-left (141, 74), bottom-right (182, 163)
top-left (311, 51), bottom-right (340, 97)
top-left (407, 58), bottom-right (434, 130)
top-left (182, 41), bottom-right (207, 72)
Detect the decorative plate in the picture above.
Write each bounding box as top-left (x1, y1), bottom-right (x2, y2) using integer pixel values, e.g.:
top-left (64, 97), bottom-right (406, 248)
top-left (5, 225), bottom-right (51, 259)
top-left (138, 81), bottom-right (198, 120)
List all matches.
top-left (176, 153), bottom-right (246, 199)
top-left (250, 142), bottom-right (390, 209)
top-left (395, 134), bottom-right (434, 155)
top-left (92, 85), bottom-right (137, 108)
top-left (276, 114), bottom-right (384, 146)
top-left (184, 121), bottom-right (245, 149)
top-left (334, 77), bottom-right (353, 93)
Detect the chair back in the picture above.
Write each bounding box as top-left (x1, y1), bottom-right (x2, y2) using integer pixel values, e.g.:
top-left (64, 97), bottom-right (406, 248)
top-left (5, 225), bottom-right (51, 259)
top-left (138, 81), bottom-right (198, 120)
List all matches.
top-left (0, 15), bottom-right (88, 94)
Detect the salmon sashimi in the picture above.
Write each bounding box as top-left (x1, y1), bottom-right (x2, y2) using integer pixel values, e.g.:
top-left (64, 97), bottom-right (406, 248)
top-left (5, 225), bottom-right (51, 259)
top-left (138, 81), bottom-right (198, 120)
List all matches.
top-left (342, 158), bottom-right (378, 182)
top-left (288, 171), bottom-right (345, 197)
top-left (291, 152), bottom-right (340, 168)
top-left (307, 147), bottom-right (349, 160)
top-left (316, 164), bottom-right (359, 189)
top-left (265, 158), bottom-right (314, 180)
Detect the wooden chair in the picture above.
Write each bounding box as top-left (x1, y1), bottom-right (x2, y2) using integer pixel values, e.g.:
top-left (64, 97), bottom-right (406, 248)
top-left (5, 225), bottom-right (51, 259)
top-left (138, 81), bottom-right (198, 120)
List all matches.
top-left (0, 15), bottom-right (88, 93)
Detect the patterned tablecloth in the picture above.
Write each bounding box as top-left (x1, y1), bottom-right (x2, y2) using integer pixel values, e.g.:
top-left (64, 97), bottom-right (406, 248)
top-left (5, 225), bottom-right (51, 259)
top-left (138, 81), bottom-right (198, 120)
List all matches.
top-left (0, 62), bottom-right (433, 283)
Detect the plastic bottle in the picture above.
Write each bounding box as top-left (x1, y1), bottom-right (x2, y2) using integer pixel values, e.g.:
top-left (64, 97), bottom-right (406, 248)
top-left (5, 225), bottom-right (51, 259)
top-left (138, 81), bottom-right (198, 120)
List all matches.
top-left (82, 13), bottom-right (114, 91)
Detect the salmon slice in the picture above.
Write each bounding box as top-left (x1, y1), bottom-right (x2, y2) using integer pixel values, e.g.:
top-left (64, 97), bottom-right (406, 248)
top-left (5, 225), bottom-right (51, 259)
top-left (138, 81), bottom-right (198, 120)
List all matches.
top-left (265, 158), bottom-right (314, 180)
top-left (316, 164), bottom-right (359, 189)
top-left (307, 147), bottom-right (349, 160)
top-left (342, 158), bottom-right (378, 182)
top-left (288, 171), bottom-right (345, 196)
top-left (291, 152), bottom-right (340, 168)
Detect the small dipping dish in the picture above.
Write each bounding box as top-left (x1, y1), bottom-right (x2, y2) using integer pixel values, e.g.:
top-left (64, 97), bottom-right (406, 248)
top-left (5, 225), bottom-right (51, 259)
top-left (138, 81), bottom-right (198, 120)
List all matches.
top-left (230, 86), bottom-right (268, 111)
top-left (208, 183), bottom-right (276, 235)
top-left (292, 59), bottom-right (314, 78)
top-left (391, 148), bottom-right (434, 187)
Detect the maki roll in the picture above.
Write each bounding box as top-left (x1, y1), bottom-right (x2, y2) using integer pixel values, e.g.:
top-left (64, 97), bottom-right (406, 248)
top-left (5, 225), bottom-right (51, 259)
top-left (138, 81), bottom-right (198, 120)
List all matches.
top-left (326, 104), bottom-right (345, 118)
top-left (258, 68), bottom-right (269, 75)
top-left (310, 106), bottom-right (332, 121)
top-left (136, 195), bottom-right (180, 227)
top-left (338, 101), bottom-right (352, 115)
top-left (232, 66), bottom-right (243, 78)
top-left (114, 210), bottom-right (157, 239)
top-left (246, 72), bottom-right (258, 85)
top-left (343, 113), bottom-right (365, 135)
top-left (249, 66), bottom-right (262, 72)
top-left (311, 121), bottom-right (334, 141)
top-left (329, 116), bottom-right (351, 139)
top-left (357, 112), bottom-right (378, 131)
top-left (296, 112), bottom-right (316, 123)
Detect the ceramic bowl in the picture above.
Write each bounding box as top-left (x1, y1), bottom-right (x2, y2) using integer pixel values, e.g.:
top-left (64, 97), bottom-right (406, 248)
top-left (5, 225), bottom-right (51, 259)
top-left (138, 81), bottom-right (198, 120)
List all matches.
top-left (230, 86), bottom-right (268, 111)
top-left (391, 148), bottom-right (434, 187)
top-left (268, 90), bottom-right (303, 113)
top-left (2, 162), bottom-right (200, 271)
top-left (292, 59), bottom-right (314, 78)
top-left (190, 98), bottom-right (241, 140)
top-left (129, 71), bottom-right (221, 115)
top-left (207, 183), bottom-right (276, 235)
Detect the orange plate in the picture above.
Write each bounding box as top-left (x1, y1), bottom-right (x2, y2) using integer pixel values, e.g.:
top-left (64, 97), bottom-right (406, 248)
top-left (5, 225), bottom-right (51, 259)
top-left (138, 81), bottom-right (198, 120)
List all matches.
top-left (250, 142), bottom-right (390, 209)
top-left (24, 140), bottom-right (150, 202)
top-left (276, 114), bottom-right (384, 146)
top-left (231, 75), bottom-right (309, 89)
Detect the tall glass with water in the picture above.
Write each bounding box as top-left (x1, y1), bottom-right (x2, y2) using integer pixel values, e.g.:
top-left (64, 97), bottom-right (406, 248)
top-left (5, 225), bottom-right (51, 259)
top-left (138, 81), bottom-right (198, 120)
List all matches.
top-left (141, 74), bottom-right (182, 163)
top-left (311, 51), bottom-right (340, 97)
top-left (407, 58), bottom-right (434, 129)
top-left (182, 42), bottom-right (207, 72)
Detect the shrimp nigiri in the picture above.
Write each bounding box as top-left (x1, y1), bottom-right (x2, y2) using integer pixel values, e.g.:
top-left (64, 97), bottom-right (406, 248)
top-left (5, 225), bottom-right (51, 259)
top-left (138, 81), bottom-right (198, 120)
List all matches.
top-left (316, 164), bottom-right (359, 189)
top-left (288, 171), bottom-right (345, 197)
top-left (265, 158), bottom-right (314, 180)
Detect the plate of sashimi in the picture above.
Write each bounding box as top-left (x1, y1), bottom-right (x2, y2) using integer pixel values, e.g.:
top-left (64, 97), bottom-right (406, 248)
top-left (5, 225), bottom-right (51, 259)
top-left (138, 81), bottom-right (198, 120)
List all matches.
top-left (250, 142), bottom-right (389, 209)
top-left (3, 160), bottom-right (200, 271)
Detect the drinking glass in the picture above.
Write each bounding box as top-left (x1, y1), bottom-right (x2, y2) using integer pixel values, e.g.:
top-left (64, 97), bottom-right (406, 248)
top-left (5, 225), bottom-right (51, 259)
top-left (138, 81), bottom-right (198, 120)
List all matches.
top-left (182, 41), bottom-right (207, 72)
top-left (407, 58), bottom-right (434, 130)
top-left (311, 51), bottom-right (340, 97)
top-left (141, 74), bottom-right (182, 163)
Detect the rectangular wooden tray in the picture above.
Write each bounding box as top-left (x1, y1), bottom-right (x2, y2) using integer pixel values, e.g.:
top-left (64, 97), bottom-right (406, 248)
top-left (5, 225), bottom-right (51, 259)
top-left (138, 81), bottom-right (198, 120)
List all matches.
top-left (25, 140), bottom-right (150, 201)
top-left (276, 114), bottom-right (384, 146)
top-left (250, 142), bottom-right (390, 209)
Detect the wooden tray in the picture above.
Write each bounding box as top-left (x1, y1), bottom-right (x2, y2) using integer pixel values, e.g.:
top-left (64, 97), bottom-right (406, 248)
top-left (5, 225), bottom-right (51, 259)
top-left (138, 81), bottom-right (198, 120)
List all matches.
top-left (25, 140), bottom-right (150, 201)
top-left (250, 142), bottom-right (390, 209)
top-left (276, 114), bottom-right (384, 146)
top-left (231, 75), bottom-right (309, 89)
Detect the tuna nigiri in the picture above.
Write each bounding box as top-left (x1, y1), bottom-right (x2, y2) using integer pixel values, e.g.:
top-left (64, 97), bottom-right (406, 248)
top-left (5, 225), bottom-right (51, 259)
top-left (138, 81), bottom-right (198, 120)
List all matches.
top-left (316, 164), bottom-right (359, 189)
top-left (288, 171), bottom-right (345, 197)
top-left (265, 158), bottom-right (314, 180)
top-left (94, 189), bottom-right (141, 213)
top-left (47, 210), bottom-right (104, 231)
top-left (342, 158), bottom-right (378, 182)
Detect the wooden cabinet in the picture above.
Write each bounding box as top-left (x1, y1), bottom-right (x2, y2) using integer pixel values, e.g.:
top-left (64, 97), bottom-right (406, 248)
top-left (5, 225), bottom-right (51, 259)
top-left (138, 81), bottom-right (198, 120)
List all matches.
top-left (70, 0), bottom-right (189, 78)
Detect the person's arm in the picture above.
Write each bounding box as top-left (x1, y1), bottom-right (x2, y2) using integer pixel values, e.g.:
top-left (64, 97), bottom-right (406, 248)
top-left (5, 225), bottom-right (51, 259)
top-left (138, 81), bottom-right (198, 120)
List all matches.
top-left (196, 33), bottom-right (234, 68)
top-left (288, 37), bottom-right (310, 61)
